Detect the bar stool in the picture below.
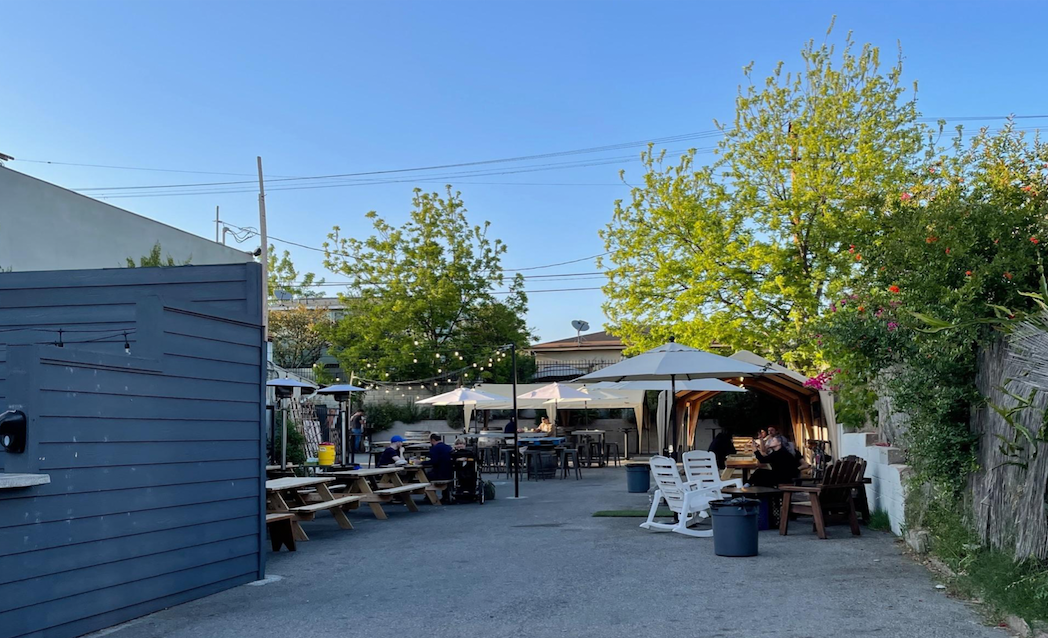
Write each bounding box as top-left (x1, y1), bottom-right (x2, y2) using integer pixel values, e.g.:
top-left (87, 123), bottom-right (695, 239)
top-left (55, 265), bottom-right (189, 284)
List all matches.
top-left (604, 442), bottom-right (621, 467)
top-left (560, 448), bottom-right (581, 479)
top-left (500, 447), bottom-right (521, 478)
top-left (587, 440), bottom-right (604, 467)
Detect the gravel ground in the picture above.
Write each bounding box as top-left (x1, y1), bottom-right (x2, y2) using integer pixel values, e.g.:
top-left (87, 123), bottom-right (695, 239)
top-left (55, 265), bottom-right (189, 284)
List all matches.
top-left (96, 468), bottom-right (1000, 638)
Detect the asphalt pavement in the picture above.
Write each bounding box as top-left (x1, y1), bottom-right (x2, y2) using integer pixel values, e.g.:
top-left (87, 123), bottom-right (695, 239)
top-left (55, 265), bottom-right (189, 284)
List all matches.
top-left (94, 467), bottom-right (1000, 638)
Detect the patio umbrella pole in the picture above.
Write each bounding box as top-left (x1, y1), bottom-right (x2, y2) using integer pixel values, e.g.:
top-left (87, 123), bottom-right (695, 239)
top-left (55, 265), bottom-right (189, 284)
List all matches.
top-left (281, 401), bottom-right (288, 470)
top-left (670, 374), bottom-right (677, 461)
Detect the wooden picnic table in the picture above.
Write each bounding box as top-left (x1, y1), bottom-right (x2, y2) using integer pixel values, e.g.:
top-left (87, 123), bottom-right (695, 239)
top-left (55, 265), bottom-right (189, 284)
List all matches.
top-left (265, 476), bottom-right (360, 542)
top-left (321, 466), bottom-right (431, 519)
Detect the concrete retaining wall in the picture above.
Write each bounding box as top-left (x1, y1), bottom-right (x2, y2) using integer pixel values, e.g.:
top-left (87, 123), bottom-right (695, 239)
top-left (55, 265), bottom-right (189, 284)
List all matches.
top-left (841, 432), bottom-right (909, 535)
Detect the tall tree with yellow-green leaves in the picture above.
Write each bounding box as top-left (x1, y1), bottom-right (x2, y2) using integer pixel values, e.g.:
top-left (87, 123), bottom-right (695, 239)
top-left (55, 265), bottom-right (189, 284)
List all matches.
top-left (601, 26), bottom-right (930, 371)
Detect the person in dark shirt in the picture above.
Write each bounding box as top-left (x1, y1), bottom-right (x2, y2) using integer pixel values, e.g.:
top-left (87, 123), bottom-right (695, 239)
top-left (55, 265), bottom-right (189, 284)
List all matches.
top-left (749, 435), bottom-right (800, 488)
top-left (707, 431), bottom-right (737, 470)
top-left (377, 435), bottom-right (407, 467)
top-left (349, 409), bottom-right (366, 452)
top-left (423, 434), bottom-right (454, 480)
top-left (503, 418), bottom-right (517, 434)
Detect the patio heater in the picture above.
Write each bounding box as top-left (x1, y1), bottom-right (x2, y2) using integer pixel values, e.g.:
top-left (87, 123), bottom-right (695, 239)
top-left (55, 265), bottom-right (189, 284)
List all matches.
top-left (317, 383), bottom-right (368, 467)
top-left (267, 378), bottom-right (317, 470)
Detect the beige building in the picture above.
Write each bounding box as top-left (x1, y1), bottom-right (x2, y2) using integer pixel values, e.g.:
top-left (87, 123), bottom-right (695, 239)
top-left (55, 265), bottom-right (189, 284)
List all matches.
top-left (527, 331), bottom-right (626, 380)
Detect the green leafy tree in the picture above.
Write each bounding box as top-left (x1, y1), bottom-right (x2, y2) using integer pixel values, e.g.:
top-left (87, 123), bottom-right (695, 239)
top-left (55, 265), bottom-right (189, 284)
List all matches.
top-left (269, 305), bottom-right (333, 368)
top-left (125, 242), bottom-right (190, 267)
top-left (601, 26), bottom-right (928, 370)
top-left (267, 248), bottom-right (324, 301)
top-left (323, 186), bottom-right (533, 382)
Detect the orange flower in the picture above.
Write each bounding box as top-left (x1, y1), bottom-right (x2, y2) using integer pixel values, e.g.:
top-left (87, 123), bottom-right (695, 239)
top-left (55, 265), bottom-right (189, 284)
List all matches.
top-left (1005, 272), bottom-right (1013, 280)
top-left (965, 270), bottom-right (972, 276)
top-left (889, 285), bottom-right (901, 294)
top-left (926, 236), bottom-right (938, 243)
top-left (858, 305), bottom-right (865, 312)
top-left (855, 254), bottom-right (862, 261)
top-left (1031, 237), bottom-right (1040, 244)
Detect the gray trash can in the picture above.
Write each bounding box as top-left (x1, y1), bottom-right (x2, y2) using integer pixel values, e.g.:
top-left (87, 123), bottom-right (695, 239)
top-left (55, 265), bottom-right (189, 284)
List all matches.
top-left (625, 463), bottom-right (650, 493)
top-left (709, 498), bottom-right (760, 557)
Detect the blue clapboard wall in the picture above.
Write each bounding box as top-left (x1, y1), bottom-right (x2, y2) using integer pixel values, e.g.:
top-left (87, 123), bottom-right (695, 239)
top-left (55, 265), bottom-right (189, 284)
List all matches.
top-left (0, 264), bottom-right (266, 638)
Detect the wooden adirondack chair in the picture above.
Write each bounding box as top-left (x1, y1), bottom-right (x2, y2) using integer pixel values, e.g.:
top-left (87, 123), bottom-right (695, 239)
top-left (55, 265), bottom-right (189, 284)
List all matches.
top-left (681, 450), bottom-right (742, 492)
top-left (779, 456), bottom-right (867, 539)
top-left (641, 455), bottom-right (724, 538)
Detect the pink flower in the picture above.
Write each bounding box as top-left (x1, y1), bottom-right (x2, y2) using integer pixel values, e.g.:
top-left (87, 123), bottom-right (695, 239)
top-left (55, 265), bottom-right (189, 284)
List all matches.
top-left (901, 192), bottom-right (913, 201)
top-left (887, 322), bottom-right (899, 331)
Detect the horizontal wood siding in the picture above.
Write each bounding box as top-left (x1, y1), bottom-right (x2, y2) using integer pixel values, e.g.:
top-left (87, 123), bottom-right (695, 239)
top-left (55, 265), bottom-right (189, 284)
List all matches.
top-left (0, 264), bottom-right (264, 638)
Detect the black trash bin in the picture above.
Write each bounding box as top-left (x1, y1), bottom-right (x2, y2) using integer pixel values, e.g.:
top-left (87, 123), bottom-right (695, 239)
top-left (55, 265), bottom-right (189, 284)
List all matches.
top-left (709, 498), bottom-right (760, 557)
top-left (625, 463), bottom-right (650, 493)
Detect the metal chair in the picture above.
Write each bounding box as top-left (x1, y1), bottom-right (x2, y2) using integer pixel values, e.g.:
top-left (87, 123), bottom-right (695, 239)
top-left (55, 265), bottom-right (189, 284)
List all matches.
top-left (604, 442), bottom-right (621, 467)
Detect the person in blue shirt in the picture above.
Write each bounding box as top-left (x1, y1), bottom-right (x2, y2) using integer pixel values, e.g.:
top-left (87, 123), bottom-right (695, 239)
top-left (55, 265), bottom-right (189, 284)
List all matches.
top-left (503, 418), bottom-right (517, 434)
top-left (377, 435), bottom-right (407, 467)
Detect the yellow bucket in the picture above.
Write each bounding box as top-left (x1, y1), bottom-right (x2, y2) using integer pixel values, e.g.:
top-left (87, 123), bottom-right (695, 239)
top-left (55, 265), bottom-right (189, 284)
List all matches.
top-left (318, 443), bottom-right (335, 466)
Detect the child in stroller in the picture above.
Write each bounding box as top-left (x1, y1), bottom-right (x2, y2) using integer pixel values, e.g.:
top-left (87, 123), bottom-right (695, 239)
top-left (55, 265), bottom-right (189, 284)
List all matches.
top-left (450, 440), bottom-right (485, 504)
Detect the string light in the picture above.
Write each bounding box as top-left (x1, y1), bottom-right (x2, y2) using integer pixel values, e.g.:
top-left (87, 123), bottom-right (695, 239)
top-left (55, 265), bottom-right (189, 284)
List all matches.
top-left (123, 332), bottom-right (130, 354)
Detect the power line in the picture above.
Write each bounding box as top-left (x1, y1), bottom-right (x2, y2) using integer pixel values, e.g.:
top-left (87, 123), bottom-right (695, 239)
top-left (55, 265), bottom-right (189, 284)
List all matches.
top-left (68, 130), bottom-right (725, 192)
top-left (24, 114), bottom-right (1048, 196)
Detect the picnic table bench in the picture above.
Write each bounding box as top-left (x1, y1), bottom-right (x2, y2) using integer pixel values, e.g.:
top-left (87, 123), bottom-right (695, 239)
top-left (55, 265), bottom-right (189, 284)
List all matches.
top-left (266, 476), bottom-right (357, 541)
top-left (266, 512), bottom-right (297, 552)
top-left (321, 466), bottom-right (431, 519)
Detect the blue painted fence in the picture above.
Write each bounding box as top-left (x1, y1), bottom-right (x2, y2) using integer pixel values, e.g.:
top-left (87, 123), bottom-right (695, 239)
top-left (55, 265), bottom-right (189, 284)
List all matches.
top-left (0, 264), bottom-right (266, 638)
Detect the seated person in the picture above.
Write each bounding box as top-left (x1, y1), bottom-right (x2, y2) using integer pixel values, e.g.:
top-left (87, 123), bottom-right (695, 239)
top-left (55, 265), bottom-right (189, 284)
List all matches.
top-left (503, 418), bottom-right (517, 434)
top-left (453, 438), bottom-right (467, 452)
top-left (377, 435), bottom-right (408, 467)
top-left (707, 430), bottom-right (736, 470)
top-left (766, 425), bottom-right (800, 459)
top-left (748, 435), bottom-right (800, 488)
top-left (535, 416), bottom-right (553, 434)
top-left (422, 434), bottom-right (453, 481)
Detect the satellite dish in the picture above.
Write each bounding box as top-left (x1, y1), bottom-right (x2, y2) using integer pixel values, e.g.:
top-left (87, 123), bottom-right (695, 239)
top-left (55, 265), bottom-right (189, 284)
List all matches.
top-left (571, 319), bottom-right (590, 345)
top-left (274, 289), bottom-right (293, 301)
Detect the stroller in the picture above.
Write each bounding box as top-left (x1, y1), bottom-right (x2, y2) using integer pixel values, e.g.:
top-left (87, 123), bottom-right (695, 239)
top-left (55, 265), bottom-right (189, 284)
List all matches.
top-left (450, 448), bottom-right (485, 504)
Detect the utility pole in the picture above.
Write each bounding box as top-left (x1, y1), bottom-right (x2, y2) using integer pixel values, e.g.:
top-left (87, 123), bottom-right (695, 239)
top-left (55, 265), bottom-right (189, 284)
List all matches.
top-left (257, 157), bottom-right (269, 341)
top-left (214, 205), bottom-right (220, 242)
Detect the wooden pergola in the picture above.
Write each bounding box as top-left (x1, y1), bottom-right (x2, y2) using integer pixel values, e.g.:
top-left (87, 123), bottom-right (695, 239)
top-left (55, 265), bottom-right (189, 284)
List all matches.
top-left (672, 351), bottom-right (837, 454)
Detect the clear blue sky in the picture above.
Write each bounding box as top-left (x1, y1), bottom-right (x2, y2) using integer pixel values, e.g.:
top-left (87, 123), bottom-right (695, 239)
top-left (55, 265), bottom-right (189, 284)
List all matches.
top-left (4, 1), bottom-right (1047, 341)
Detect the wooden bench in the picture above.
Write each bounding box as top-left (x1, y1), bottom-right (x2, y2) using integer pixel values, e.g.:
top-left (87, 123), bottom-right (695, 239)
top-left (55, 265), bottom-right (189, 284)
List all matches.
top-left (266, 513), bottom-right (297, 552)
top-left (373, 483), bottom-right (430, 496)
top-left (370, 483), bottom-right (430, 513)
top-left (427, 480), bottom-right (452, 505)
top-left (289, 495), bottom-right (362, 530)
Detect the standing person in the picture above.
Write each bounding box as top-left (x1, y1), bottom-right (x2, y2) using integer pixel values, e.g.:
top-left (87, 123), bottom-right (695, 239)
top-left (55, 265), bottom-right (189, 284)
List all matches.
top-left (349, 409), bottom-right (366, 453)
top-left (748, 435), bottom-right (800, 487)
top-left (377, 435), bottom-right (408, 467)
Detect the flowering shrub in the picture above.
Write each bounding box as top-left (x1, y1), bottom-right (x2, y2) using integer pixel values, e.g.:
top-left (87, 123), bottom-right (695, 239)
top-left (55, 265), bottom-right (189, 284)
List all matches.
top-left (821, 124), bottom-right (1048, 493)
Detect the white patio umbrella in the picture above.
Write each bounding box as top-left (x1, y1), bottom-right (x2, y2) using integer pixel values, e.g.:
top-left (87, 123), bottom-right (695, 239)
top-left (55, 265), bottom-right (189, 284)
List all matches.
top-left (317, 383), bottom-right (368, 465)
top-left (416, 387), bottom-right (511, 433)
top-left (517, 382), bottom-right (592, 437)
top-left (576, 338), bottom-right (776, 457)
top-left (591, 379), bottom-right (748, 393)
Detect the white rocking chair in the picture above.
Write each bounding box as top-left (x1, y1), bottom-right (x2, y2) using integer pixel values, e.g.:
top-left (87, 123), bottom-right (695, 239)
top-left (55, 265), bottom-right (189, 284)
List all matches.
top-left (682, 450), bottom-right (743, 492)
top-left (641, 455), bottom-right (725, 538)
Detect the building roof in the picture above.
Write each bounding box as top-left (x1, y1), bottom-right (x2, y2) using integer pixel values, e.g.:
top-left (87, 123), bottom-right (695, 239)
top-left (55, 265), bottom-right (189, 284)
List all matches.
top-left (529, 330), bottom-right (626, 352)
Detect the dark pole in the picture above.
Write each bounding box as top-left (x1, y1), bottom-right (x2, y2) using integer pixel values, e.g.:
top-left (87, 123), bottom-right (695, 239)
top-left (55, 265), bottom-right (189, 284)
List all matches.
top-left (511, 343), bottom-right (520, 499)
top-left (669, 374), bottom-right (677, 461)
